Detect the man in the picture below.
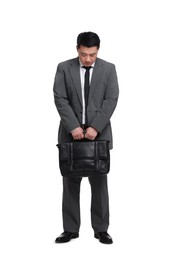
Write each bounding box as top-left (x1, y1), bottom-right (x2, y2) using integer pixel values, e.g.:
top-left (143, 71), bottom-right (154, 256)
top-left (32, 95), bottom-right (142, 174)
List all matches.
top-left (53, 32), bottom-right (119, 244)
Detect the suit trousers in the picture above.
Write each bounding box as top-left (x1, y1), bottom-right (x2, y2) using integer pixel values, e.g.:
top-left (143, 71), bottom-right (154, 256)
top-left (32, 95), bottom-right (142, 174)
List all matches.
top-left (62, 175), bottom-right (109, 233)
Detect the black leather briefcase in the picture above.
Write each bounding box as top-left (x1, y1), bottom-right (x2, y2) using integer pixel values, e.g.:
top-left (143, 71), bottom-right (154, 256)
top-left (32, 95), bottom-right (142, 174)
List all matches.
top-left (57, 140), bottom-right (110, 177)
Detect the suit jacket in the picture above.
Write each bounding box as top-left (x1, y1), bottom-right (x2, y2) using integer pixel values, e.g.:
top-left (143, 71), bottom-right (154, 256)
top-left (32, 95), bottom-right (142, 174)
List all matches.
top-left (53, 57), bottom-right (119, 149)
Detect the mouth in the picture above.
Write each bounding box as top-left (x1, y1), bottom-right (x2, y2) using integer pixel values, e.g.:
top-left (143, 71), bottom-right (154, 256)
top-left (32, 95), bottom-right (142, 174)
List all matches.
top-left (85, 63), bottom-right (92, 66)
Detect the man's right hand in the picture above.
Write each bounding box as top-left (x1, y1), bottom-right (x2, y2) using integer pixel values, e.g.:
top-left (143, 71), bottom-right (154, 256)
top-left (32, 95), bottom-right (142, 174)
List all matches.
top-left (71, 127), bottom-right (85, 140)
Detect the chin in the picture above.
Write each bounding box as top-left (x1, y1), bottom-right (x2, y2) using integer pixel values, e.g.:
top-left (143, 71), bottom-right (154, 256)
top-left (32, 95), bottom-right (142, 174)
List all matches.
top-left (85, 63), bottom-right (92, 67)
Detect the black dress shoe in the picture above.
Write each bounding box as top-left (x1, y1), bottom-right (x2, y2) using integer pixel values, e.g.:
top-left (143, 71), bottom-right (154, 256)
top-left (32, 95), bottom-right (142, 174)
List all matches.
top-left (55, 231), bottom-right (79, 243)
top-left (94, 232), bottom-right (113, 244)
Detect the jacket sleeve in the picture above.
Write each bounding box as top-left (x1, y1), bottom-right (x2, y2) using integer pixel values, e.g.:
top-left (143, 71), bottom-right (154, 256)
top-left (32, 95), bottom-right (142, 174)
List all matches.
top-left (53, 63), bottom-right (80, 133)
top-left (90, 65), bottom-right (119, 133)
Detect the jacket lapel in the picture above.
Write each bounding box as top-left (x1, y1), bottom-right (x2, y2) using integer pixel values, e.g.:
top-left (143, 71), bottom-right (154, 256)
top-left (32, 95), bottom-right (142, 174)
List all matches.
top-left (88, 58), bottom-right (104, 104)
top-left (69, 58), bottom-right (83, 106)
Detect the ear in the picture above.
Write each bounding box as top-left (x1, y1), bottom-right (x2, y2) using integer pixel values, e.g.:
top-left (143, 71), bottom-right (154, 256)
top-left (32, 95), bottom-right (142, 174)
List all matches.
top-left (76, 46), bottom-right (80, 55)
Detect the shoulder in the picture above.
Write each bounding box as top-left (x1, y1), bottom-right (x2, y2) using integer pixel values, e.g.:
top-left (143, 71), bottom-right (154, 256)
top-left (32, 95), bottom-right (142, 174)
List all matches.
top-left (57, 58), bottom-right (79, 68)
top-left (96, 58), bottom-right (116, 71)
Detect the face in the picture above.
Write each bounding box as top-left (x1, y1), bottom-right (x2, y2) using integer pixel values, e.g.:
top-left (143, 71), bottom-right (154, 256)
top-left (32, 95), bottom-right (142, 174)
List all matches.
top-left (77, 45), bottom-right (99, 67)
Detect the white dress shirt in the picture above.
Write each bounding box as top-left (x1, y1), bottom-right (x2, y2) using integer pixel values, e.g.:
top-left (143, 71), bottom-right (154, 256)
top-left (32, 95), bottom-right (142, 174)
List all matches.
top-left (79, 60), bottom-right (95, 124)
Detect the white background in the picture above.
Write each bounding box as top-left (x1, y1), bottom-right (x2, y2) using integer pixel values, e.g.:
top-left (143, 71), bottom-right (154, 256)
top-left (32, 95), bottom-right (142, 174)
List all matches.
top-left (0, 0), bottom-right (173, 259)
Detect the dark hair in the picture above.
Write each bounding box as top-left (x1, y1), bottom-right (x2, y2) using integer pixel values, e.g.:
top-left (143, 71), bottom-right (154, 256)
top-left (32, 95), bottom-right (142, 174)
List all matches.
top-left (77, 32), bottom-right (100, 49)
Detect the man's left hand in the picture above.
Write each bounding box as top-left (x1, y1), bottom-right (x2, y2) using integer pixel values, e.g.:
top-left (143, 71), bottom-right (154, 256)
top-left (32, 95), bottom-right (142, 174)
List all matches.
top-left (85, 127), bottom-right (98, 140)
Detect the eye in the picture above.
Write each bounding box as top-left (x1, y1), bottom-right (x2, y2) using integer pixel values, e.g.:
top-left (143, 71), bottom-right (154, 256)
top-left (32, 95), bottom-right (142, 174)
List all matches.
top-left (90, 54), bottom-right (96, 58)
top-left (81, 53), bottom-right (86, 57)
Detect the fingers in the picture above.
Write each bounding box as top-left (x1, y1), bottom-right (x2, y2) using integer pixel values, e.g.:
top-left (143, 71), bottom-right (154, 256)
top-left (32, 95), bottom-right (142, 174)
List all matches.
top-left (85, 133), bottom-right (95, 140)
top-left (71, 127), bottom-right (98, 140)
top-left (85, 127), bottom-right (98, 140)
top-left (85, 135), bottom-right (95, 140)
top-left (71, 127), bottom-right (85, 140)
top-left (73, 133), bottom-right (85, 140)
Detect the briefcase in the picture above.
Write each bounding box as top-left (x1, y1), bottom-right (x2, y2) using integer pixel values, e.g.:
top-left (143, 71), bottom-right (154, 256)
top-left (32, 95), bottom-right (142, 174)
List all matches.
top-left (57, 140), bottom-right (110, 177)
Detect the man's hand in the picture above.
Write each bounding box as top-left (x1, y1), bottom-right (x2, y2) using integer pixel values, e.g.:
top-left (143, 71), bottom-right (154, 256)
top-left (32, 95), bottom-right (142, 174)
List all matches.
top-left (85, 127), bottom-right (98, 140)
top-left (71, 127), bottom-right (85, 140)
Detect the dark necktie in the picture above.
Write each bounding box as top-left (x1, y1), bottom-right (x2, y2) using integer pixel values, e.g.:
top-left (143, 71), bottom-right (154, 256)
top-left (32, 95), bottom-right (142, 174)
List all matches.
top-left (83, 66), bottom-right (92, 125)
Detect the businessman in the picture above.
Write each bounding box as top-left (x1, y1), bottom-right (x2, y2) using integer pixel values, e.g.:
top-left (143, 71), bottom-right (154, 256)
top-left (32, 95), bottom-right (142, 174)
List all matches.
top-left (53, 32), bottom-right (119, 244)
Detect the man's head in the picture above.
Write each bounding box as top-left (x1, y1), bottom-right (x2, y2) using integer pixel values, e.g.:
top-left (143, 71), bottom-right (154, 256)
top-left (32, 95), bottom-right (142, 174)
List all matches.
top-left (77, 32), bottom-right (100, 67)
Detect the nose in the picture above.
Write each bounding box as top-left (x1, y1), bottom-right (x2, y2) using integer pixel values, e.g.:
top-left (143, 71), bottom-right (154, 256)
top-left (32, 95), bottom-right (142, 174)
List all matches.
top-left (86, 55), bottom-right (91, 62)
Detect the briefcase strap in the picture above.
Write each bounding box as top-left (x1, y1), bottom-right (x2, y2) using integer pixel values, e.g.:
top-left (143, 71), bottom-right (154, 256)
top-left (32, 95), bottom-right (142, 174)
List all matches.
top-left (94, 141), bottom-right (99, 172)
top-left (70, 142), bottom-right (73, 171)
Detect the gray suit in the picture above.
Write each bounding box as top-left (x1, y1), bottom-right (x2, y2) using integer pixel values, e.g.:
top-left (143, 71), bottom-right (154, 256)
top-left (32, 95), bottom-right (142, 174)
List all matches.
top-left (53, 57), bottom-right (119, 232)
